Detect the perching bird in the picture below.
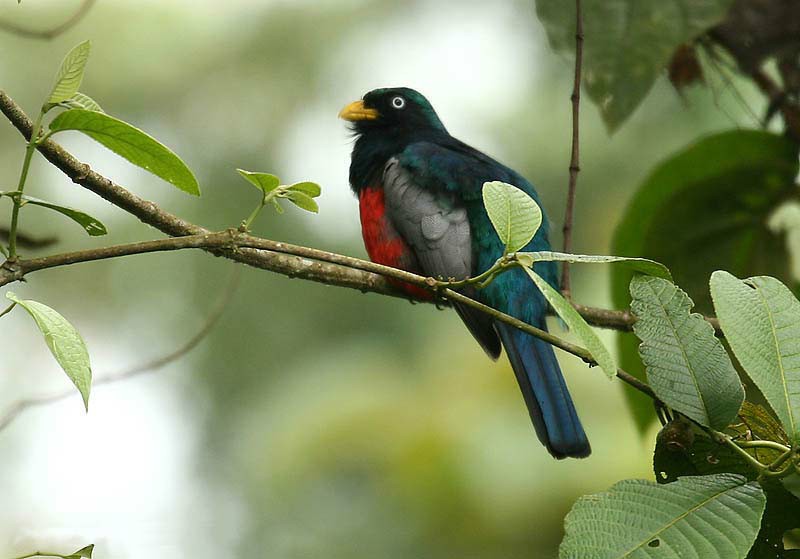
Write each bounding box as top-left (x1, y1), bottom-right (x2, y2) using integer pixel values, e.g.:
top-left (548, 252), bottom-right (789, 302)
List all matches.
top-left (340, 87), bottom-right (589, 459)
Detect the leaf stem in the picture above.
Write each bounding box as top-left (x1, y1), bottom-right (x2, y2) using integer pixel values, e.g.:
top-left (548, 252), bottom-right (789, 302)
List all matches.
top-left (718, 433), bottom-right (769, 473)
top-left (735, 439), bottom-right (792, 453)
top-left (0, 301), bottom-right (16, 319)
top-left (241, 189), bottom-right (283, 230)
top-left (9, 552), bottom-right (71, 559)
top-left (761, 450), bottom-right (796, 478)
top-left (8, 108), bottom-right (45, 260)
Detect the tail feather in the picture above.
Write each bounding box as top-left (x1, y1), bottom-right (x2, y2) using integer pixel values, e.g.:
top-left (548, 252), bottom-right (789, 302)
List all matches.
top-left (496, 322), bottom-right (590, 459)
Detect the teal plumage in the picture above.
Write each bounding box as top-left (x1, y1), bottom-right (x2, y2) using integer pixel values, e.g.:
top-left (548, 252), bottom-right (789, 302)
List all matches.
top-left (341, 87), bottom-right (589, 458)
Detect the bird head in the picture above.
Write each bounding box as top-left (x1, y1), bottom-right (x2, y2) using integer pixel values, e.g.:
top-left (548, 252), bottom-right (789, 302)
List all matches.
top-left (339, 87), bottom-right (447, 136)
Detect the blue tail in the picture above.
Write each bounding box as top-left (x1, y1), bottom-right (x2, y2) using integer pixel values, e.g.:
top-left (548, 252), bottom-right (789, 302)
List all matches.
top-left (496, 322), bottom-right (590, 459)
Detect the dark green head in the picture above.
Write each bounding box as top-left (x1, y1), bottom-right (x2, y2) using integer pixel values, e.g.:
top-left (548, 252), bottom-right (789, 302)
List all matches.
top-left (340, 87), bottom-right (448, 191)
top-left (339, 87), bottom-right (447, 135)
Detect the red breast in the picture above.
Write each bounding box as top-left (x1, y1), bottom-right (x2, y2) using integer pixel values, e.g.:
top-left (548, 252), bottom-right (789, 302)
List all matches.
top-left (359, 186), bottom-right (432, 300)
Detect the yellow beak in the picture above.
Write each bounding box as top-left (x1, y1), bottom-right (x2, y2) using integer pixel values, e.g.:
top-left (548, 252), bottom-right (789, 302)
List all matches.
top-left (338, 100), bottom-right (379, 121)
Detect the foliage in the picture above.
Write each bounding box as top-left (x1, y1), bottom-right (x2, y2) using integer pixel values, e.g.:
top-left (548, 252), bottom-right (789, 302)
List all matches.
top-left (612, 130), bottom-right (800, 432)
top-left (48, 109), bottom-right (200, 196)
top-left (484, 184), bottom-right (800, 557)
top-left (630, 275), bottom-right (743, 430)
top-left (6, 291), bottom-right (92, 410)
top-left (711, 272), bottom-right (800, 443)
top-left (481, 181), bottom-right (541, 254)
top-left (560, 474), bottom-right (765, 559)
top-left (535, 0), bottom-right (735, 131)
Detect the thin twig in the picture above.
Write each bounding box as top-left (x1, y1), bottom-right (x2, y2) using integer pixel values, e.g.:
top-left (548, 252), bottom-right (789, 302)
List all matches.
top-left (0, 266), bottom-right (240, 433)
top-left (560, 0), bottom-right (584, 298)
top-left (0, 0), bottom-right (96, 40)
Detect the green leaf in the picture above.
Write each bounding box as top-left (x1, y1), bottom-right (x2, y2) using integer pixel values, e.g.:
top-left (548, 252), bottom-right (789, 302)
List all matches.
top-left (710, 271), bottom-right (800, 443)
top-left (630, 275), bottom-right (743, 430)
top-left (6, 292), bottom-right (91, 410)
top-left (612, 130), bottom-right (800, 433)
top-left (517, 251), bottom-right (671, 280)
top-left (285, 190), bottom-right (319, 213)
top-left (49, 109), bottom-right (200, 196)
top-left (17, 194), bottom-right (107, 236)
top-left (237, 169), bottom-right (280, 194)
top-left (288, 181), bottom-right (321, 197)
top-left (48, 40), bottom-right (91, 105)
top-left (65, 544), bottom-right (94, 558)
top-left (59, 92), bottom-right (104, 113)
top-left (482, 181), bottom-right (541, 254)
top-left (535, 1), bottom-right (734, 131)
top-left (523, 266), bottom-right (616, 378)
top-left (560, 474), bottom-right (766, 559)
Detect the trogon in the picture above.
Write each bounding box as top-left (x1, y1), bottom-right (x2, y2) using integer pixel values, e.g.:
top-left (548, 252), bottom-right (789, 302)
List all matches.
top-left (340, 87), bottom-right (589, 459)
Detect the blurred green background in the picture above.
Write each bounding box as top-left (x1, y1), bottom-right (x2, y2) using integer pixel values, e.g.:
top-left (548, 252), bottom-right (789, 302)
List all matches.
top-left (0, 1), bottom-right (764, 557)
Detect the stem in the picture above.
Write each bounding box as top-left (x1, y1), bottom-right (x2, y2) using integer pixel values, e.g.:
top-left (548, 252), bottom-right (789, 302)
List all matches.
top-left (242, 189), bottom-right (283, 230)
top-left (762, 449), bottom-right (794, 476)
top-left (8, 109), bottom-right (45, 260)
top-left (735, 439), bottom-right (792, 453)
top-left (0, 301), bottom-right (16, 319)
top-left (242, 199), bottom-right (266, 230)
top-left (718, 433), bottom-right (768, 474)
top-left (10, 553), bottom-right (69, 559)
top-left (560, 0), bottom-right (584, 298)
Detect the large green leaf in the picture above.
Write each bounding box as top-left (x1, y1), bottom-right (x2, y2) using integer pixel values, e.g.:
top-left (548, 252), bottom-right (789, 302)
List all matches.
top-left (710, 272), bottom-right (800, 443)
top-left (560, 473), bottom-right (765, 559)
top-left (523, 266), bottom-right (616, 378)
top-left (535, 0), bottom-right (734, 131)
top-left (49, 109), bottom-right (199, 196)
top-left (482, 181), bottom-right (541, 254)
top-left (517, 251), bottom-right (671, 280)
top-left (47, 40), bottom-right (91, 105)
top-left (6, 292), bottom-right (92, 410)
top-left (631, 275), bottom-right (743, 430)
top-left (612, 130), bottom-right (800, 432)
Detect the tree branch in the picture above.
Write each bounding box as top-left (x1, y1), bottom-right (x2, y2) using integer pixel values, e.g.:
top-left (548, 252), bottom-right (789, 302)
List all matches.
top-left (560, 0), bottom-right (584, 298)
top-left (0, 89), bottom-right (664, 404)
top-left (0, 88), bottom-right (668, 332)
top-left (0, 0), bottom-right (96, 40)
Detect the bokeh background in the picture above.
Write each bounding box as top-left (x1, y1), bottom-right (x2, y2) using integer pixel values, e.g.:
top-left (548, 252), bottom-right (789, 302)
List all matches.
top-left (0, 1), bottom-right (765, 557)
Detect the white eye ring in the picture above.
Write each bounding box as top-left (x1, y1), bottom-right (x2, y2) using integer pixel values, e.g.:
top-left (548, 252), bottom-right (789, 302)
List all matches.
top-left (391, 96), bottom-right (406, 109)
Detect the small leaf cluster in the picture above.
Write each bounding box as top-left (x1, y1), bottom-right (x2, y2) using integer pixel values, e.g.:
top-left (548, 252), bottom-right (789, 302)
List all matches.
top-left (2, 42), bottom-right (323, 415)
top-left (237, 169), bottom-right (321, 228)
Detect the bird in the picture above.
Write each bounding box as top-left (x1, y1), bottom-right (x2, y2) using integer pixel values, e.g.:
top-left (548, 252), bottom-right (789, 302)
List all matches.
top-left (339, 87), bottom-right (589, 459)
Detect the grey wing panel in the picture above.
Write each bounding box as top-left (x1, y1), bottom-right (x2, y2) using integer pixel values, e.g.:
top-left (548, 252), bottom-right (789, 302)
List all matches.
top-left (382, 157), bottom-right (472, 281)
top-left (383, 157), bottom-right (501, 359)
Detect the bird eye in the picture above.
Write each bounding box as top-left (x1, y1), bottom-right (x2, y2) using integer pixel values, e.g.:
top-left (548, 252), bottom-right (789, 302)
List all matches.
top-left (391, 96), bottom-right (406, 109)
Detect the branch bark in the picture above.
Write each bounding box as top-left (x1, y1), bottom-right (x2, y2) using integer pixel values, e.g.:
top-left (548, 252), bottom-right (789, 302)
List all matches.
top-left (0, 0), bottom-right (97, 40)
top-left (560, 0), bottom-right (584, 298)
